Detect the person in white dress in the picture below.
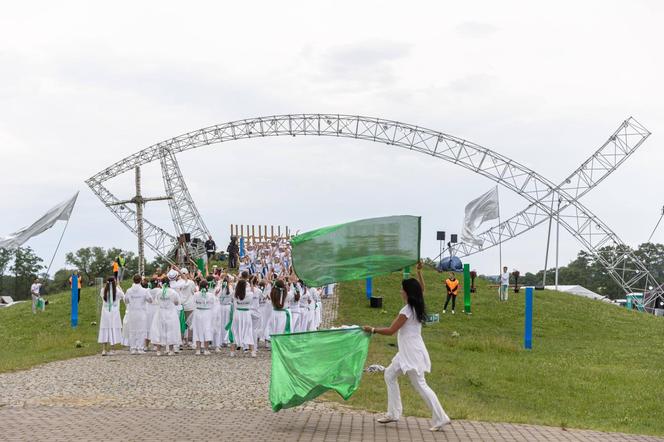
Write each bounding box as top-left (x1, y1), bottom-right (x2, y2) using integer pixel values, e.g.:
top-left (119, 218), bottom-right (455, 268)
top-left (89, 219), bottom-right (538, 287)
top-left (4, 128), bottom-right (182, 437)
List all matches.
top-left (311, 286), bottom-right (322, 330)
top-left (267, 279), bottom-right (291, 344)
top-left (145, 278), bottom-right (161, 351)
top-left (175, 268), bottom-right (197, 348)
top-left (362, 261), bottom-right (451, 432)
top-left (230, 279), bottom-right (256, 357)
top-left (192, 280), bottom-right (215, 355)
top-left (287, 279), bottom-right (301, 333)
top-left (98, 277), bottom-right (125, 356)
top-left (249, 275), bottom-right (263, 349)
top-left (258, 278), bottom-right (272, 346)
top-left (123, 274), bottom-right (153, 354)
top-left (149, 277), bottom-right (182, 356)
top-left (216, 277), bottom-right (234, 350)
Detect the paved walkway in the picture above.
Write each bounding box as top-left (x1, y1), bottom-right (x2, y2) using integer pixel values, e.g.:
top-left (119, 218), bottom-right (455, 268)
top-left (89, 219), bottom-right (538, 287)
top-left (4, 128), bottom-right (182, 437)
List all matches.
top-left (0, 407), bottom-right (661, 441)
top-left (0, 289), bottom-right (661, 441)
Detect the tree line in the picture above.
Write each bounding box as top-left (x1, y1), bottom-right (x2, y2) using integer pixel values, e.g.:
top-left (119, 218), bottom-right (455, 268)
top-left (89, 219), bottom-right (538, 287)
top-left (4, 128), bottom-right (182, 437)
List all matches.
top-left (0, 246), bottom-right (170, 300)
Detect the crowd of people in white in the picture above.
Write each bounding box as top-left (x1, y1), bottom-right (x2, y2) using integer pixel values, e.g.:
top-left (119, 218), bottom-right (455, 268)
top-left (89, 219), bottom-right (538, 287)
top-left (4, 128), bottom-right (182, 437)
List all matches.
top-left (97, 240), bottom-right (333, 357)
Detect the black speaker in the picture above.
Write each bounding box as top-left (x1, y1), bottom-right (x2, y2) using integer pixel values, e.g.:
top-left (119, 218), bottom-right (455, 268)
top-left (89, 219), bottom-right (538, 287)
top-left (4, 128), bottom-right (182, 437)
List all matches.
top-left (436, 231), bottom-right (445, 241)
top-left (450, 234), bottom-right (458, 243)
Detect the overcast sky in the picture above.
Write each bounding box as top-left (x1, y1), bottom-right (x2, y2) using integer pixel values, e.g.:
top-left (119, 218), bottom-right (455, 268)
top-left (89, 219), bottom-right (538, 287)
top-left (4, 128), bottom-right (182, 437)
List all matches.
top-left (2, 0), bottom-right (663, 278)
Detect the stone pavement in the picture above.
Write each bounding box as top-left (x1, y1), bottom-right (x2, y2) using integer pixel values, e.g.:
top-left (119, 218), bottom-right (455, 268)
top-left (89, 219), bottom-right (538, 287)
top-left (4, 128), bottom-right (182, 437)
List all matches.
top-left (0, 289), bottom-right (662, 441)
top-left (0, 407), bottom-right (662, 442)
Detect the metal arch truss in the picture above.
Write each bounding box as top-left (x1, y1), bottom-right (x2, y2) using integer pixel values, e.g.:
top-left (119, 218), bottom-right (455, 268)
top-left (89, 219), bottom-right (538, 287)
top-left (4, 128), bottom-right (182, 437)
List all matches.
top-left (85, 113), bottom-right (660, 310)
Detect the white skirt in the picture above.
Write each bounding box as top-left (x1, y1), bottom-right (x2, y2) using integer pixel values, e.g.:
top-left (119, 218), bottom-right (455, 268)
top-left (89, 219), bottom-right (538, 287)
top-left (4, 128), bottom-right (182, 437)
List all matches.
top-left (314, 302), bottom-right (322, 329)
top-left (260, 302), bottom-right (272, 338)
top-left (211, 303), bottom-right (223, 347)
top-left (289, 310), bottom-right (300, 333)
top-left (231, 309), bottom-right (254, 348)
top-left (98, 327), bottom-right (123, 345)
top-left (149, 308), bottom-right (182, 346)
top-left (146, 304), bottom-right (158, 338)
top-left (217, 304), bottom-right (231, 346)
top-left (268, 309), bottom-right (289, 338)
top-left (123, 309), bottom-right (147, 348)
top-left (192, 308), bottom-right (214, 343)
top-left (99, 305), bottom-right (122, 344)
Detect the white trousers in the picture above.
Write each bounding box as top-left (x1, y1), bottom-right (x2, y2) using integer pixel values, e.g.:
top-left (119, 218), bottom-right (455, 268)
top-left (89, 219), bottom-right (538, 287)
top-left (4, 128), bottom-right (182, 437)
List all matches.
top-left (384, 362), bottom-right (448, 427)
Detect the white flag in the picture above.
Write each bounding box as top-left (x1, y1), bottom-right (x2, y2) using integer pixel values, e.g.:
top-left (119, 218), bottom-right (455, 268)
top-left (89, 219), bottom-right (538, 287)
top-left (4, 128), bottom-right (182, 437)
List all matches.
top-left (0, 192), bottom-right (79, 249)
top-left (461, 187), bottom-right (499, 247)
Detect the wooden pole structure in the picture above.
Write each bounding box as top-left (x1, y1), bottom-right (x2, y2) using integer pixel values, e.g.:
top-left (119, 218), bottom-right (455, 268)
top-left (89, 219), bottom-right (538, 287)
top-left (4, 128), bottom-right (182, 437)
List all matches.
top-left (252, 225), bottom-right (255, 243)
top-left (271, 225), bottom-right (274, 239)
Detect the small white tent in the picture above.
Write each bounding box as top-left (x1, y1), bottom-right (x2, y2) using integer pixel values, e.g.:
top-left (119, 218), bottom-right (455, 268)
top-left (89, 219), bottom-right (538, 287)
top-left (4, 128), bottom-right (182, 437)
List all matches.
top-left (545, 285), bottom-right (614, 303)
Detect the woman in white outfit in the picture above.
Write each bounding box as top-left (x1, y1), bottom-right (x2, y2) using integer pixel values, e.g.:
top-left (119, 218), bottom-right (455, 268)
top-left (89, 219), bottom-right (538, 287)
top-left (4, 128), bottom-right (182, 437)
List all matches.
top-left (362, 261), bottom-right (451, 432)
top-left (268, 279), bottom-right (291, 342)
top-left (145, 278), bottom-right (161, 350)
top-left (216, 277), bottom-right (233, 349)
top-left (123, 274), bottom-right (152, 354)
top-left (258, 279), bottom-right (272, 346)
top-left (230, 279), bottom-right (256, 357)
top-left (287, 280), bottom-right (301, 333)
top-left (149, 277), bottom-right (182, 356)
top-left (192, 280), bottom-right (215, 355)
top-left (98, 277), bottom-right (125, 356)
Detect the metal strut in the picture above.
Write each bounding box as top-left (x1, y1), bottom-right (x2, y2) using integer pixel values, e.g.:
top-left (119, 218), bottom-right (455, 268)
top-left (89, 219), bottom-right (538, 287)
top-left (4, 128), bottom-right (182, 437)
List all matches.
top-left (85, 114), bottom-right (659, 311)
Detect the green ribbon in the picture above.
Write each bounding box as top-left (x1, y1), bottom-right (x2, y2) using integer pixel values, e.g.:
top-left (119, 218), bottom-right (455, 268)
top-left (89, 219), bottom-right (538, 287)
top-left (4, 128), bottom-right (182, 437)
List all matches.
top-left (179, 309), bottom-right (187, 334)
top-left (273, 308), bottom-right (291, 333)
top-left (225, 305), bottom-right (235, 343)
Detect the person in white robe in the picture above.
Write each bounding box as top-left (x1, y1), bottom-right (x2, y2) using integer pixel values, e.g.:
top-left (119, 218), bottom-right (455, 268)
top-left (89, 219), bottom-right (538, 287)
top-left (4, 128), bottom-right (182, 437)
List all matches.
top-left (145, 278), bottom-right (161, 350)
top-left (191, 280), bottom-right (215, 355)
top-left (362, 262), bottom-right (450, 432)
top-left (258, 279), bottom-right (272, 346)
top-left (286, 278), bottom-right (301, 333)
top-left (267, 279), bottom-right (291, 346)
top-left (230, 279), bottom-right (256, 357)
top-left (149, 277), bottom-right (182, 356)
top-left (98, 277), bottom-right (125, 356)
top-left (215, 277), bottom-right (234, 350)
top-left (123, 274), bottom-right (153, 354)
top-left (311, 287), bottom-right (323, 330)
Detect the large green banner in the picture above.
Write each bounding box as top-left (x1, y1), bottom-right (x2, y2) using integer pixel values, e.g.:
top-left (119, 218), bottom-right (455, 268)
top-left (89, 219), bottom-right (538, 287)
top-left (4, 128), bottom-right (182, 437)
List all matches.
top-left (269, 328), bottom-right (370, 411)
top-left (291, 215), bottom-right (421, 287)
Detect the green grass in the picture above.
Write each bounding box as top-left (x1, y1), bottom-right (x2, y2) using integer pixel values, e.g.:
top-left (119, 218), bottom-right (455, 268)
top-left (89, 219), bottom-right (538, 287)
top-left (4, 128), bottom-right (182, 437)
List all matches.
top-left (330, 267), bottom-right (664, 436)
top-left (0, 285), bottom-right (127, 373)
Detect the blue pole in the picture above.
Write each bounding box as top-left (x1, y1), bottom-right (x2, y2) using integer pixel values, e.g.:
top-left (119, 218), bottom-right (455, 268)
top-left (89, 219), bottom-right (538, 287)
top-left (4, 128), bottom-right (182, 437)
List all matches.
top-left (71, 274), bottom-right (78, 328)
top-left (524, 286), bottom-right (533, 350)
top-left (239, 237), bottom-right (245, 258)
top-left (366, 277), bottom-right (372, 300)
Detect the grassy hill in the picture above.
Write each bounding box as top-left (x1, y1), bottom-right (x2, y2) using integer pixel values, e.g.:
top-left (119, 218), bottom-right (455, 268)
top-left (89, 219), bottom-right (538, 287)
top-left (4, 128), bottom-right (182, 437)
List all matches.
top-left (0, 285), bottom-right (125, 373)
top-left (331, 267), bottom-right (664, 436)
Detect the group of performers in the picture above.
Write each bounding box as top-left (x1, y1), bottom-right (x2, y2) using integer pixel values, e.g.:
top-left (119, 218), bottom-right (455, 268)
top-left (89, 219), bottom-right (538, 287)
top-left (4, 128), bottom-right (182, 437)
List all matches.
top-left (97, 240), bottom-right (329, 357)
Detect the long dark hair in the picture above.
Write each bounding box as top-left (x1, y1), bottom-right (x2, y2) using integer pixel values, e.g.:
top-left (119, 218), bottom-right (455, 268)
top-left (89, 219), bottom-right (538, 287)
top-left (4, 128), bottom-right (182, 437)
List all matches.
top-left (271, 279), bottom-right (287, 309)
top-left (103, 277), bottom-right (116, 303)
top-left (235, 279), bottom-right (247, 300)
top-left (402, 278), bottom-right (427, 323)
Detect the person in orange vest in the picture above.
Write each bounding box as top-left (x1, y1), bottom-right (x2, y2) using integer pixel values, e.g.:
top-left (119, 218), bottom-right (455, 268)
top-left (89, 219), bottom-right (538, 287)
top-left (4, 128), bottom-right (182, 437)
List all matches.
top-left (112, 260), bottom-right (120, 281)
top-left (443, 272), bottom-right (459, 314)
top-left (69, 270), bottom-right (83, 305)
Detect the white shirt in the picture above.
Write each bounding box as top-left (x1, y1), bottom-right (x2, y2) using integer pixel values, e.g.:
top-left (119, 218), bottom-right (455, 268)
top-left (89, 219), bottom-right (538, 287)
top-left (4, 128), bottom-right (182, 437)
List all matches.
top-left (500, 272), bottom-right (510, 285)
top-left (124, 284), bottom-right (151, 311)
top-left (392, 304), bottom-right (431, 375)
top-left (31, 283), bottom-right (41, 295)
top-left (176, 279), bottom-right (196, 311)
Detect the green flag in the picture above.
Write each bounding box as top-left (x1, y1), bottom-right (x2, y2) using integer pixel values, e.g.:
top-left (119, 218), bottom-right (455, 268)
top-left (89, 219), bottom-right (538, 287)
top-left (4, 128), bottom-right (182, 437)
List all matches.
top-left (269, 328), bottom-right (370, 412)
top-left (291, 215), bottom-right (421, 287)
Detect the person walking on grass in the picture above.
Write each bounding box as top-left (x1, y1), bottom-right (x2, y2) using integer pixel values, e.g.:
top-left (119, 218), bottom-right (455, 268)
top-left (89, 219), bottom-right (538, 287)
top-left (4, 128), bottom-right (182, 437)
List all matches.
top-left (500, 266), bottom-right (509, 301)
top-left (443, 272), bottom-right (459, 314)
top-left (30, 278), bottom-right (42, 314)
top-left (362, 261), bottom-right (451, 432)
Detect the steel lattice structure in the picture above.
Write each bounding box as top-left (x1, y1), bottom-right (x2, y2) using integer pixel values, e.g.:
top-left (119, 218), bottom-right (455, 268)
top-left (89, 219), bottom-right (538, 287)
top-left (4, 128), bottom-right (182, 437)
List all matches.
top-left (85, 114), bottom-right (660, 310)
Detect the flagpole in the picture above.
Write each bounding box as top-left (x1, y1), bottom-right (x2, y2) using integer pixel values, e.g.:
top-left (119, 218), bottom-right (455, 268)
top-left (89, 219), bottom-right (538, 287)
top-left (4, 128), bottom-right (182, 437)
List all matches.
top-left (497, 186), bottom-right (502, 276)
top-left (45, 217), bottom-right (71, 278)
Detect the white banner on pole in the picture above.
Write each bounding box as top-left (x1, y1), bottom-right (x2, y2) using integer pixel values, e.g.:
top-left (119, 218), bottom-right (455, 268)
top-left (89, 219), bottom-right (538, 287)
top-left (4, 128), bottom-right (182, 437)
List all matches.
top-left (461, 186), bottom-right (500, 247)
top-left (0, 192), bottom-right (79, 249)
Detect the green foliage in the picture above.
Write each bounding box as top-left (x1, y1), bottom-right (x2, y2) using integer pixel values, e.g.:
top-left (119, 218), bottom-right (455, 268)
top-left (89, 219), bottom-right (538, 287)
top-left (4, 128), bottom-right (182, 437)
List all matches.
top-left (331, 266), bottom-right (664, 436)
top-left (7, 247), bottom-right (44, 300)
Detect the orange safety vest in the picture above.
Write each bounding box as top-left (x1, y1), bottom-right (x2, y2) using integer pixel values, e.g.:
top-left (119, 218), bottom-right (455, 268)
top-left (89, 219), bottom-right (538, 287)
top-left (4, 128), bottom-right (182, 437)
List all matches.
top-left (445, 278), bottom-right (459, 296)
top-left (112, 262), bottom-right (119, 272)
top-left (69, 276), bottom-right (82, 288)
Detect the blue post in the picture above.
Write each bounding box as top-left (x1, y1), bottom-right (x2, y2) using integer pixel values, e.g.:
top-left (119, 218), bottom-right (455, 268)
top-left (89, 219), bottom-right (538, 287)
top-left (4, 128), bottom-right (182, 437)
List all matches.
top-left (366, 277), bottom-right (373, 300)
top-left (524, 286), bottom-right (533, 350)
top-left (71, 274), bottom-right (78, 328)
top-left (239, 237), bottom-right (245, 258)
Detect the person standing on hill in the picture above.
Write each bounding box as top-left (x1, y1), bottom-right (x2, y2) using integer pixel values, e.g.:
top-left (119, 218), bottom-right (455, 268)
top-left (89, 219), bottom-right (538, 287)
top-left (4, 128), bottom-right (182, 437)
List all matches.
top-left (69, 270), bottom-right (82, 305)
top-left (443, 272), bottom-right (459, 314)
top-left (116, 254), bottom-right (126, 282)
top-left (31, 278), bottom-right (42, 314)
top-left (205, 236), bottom-right (216, 261)
top-left (112, 260), bottom-right (120, 281)
top-left (500, 266), bottom-right (509, 301)
top-left (362, 261), bottom-right (451, 432)
top-left (227, 236), bottom-right (239, 269)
